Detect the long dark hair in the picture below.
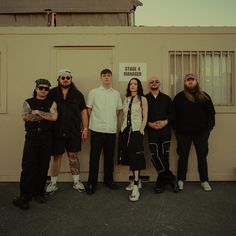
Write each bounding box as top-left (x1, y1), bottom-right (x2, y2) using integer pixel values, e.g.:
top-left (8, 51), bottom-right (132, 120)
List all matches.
top-left (126, 78), bottom-right (144, 101)
top-left (184, 82), bottom-right (209, 102)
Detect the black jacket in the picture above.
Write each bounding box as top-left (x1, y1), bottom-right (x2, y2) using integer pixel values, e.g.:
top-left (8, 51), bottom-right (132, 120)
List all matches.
top-left (145, 92), bottom-right (174, 133)
top-left (173, 91), bottom-right (215, 135)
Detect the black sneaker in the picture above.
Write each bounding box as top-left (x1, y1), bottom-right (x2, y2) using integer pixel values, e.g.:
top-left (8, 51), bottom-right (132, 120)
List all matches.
top-left (155, 183), bottom-right (165, 194)
top-left (13, 197), bottom-right (29, 210)
top-left (34, 195), bottom-right (47, 204)
top-left (104, 182), bottom-right (119, 190)
top-left (171, 180), bottom-right (179, 193)
top-left (86, 184), bottom-right (95, 195)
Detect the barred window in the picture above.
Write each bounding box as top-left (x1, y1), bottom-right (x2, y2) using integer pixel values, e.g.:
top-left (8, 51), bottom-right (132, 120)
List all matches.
top-left (169, 51), bottom-right (235, 106)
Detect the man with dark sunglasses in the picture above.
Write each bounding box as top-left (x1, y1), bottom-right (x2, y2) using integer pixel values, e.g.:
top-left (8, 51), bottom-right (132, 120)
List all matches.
top-left (13, 79), bottom-right (57, 209)
top-left (145, 76), bottom-right (179, 194)
top-left (46, 69), bottom-right (88, 195)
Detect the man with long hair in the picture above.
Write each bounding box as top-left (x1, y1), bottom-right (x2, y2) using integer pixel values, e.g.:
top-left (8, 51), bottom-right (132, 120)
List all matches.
top-left (46, 69), bottom-right (88, 194)
top-left (173, 73), bottom-right (215, 191)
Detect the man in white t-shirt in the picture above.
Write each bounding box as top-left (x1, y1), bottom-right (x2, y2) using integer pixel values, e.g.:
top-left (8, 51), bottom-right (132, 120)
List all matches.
top-left (86, 69), bottom-right (122, 194)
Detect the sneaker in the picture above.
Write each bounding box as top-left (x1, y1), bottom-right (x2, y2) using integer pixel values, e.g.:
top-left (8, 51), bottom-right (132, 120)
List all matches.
top-left (129, 185), bottom-right (140, 202)
top-left (13, 197), bottom-right (29, 210)
top-left (201, 181), bottom-right (212, 191)
top-left (45, 182), bottom-right (59, 195)
top-left (73, 180), bottom-right (85, 192)
top-left (125, 180), bottom-right (142, 191)
top-left (171, 180), bottom-right (179, 193)
top-left (86, 184), bottom-right (96, 195)
top-left (177, 180), bottom-right (184, 190)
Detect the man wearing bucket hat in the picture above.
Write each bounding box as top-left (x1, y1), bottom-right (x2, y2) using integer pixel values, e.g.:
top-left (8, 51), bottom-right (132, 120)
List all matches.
top-left (46, 69), bottom-right (88, 194)
top-left (173, 73), bottom-right (215, 191)
top-left (13, 78), bottom-right (57, 209)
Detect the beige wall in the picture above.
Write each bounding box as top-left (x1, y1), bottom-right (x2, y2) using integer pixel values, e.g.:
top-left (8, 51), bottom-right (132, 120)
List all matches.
top-left (0, 27), bottom-right (236, 182)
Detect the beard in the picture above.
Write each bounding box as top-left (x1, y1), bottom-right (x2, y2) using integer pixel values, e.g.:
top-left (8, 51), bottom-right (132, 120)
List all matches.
top-left (60, 84), bottom-right (70, 89)
top-left (58, 82), bottom-right (71, 89)
top-left (151, 86), bottom-right (159, 91)
top-left (184, 84), bottom-right (198, 94)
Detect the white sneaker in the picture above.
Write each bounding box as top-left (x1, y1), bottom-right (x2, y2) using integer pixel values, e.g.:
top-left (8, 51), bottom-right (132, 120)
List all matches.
top-left (45, 182), bottom-right (59, 195)
top-left (201, 181), bottom-right (212, 191)
top-left (129, 185), bottom-right (140, 202)
top-left (177, 180), bottom-right (184, 190)
top-left (125, 180), bottom-right (142, 191)
top-left (73, 180), bottom-right (85, 192)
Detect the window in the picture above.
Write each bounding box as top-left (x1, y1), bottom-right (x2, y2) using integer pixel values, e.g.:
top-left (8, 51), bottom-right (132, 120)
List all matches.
top-left (169, 51), bottom-right (235, 106)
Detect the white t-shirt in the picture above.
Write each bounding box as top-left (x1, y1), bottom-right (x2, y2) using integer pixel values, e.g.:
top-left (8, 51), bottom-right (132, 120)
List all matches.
top-left (87, 86), bottom-right (122, 133)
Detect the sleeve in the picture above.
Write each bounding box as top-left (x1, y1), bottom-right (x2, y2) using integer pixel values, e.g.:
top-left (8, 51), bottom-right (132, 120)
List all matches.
top-left (205, 94), bottom-right (216, 130)
top-left (117, 93), bottom-right (123, 110)
top-left (86, 90), bottom-right (94, 109)
top-left (171, 96), bottom-right (178, 130)
top-left (166, 97), bottom-right (174, 125)
top-left (79, 93), bottom-right (87, 111)
top-left (140, 96), bottom-right (148, 132)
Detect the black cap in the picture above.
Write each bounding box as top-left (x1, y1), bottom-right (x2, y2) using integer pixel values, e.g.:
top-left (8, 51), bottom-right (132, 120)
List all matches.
top-left (35, 78), bottom-right (51, 87)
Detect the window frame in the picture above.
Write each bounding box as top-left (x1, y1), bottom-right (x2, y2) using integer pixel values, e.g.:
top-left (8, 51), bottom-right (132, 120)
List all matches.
top-left (167, 50), bottom-right (236, 114)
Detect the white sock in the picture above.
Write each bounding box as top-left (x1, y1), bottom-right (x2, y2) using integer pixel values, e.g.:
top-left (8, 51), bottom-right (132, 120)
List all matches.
top-left (51, 176), bottom-right (58, 184)
top-left (73, 175), bottom-right (80, 183)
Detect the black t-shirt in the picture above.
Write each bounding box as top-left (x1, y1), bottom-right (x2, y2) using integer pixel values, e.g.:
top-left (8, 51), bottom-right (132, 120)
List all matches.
top-left (49, 85), bottom-right (86, 138)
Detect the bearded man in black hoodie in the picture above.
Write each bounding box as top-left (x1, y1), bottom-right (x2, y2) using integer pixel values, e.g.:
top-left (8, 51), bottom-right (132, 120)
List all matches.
top-left (173, 73), bottom-right (215, 192)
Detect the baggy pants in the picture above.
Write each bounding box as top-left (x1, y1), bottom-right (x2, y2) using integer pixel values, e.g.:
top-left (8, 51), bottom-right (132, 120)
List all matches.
top-left (20, 134), bottom-right (52, 200)
top-left (148, 128), bottom-right (176, 186)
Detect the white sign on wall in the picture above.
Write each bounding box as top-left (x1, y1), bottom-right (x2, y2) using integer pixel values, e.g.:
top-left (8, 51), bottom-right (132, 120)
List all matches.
top-left (119, 63), bottom-right (147, 81)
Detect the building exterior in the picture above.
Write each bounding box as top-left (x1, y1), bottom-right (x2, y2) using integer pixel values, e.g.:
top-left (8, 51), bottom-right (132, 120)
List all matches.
top-left (0, 26), bottom-right (235, 182)
top-left (0, 0), bottom-right (142, 26)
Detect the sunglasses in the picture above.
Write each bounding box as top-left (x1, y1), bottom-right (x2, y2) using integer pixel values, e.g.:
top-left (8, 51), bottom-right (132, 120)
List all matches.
top-left (186, 78), bottom-right (195, 81)
top-left (38, 86), bottom-right (49, 91)
top-left (149, 80), bottom-right (160, 84)
top-left (60, 76), bottom-right (71, 80)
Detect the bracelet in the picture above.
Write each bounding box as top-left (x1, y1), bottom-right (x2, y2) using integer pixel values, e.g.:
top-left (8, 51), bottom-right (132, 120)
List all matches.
top-left (83, 128), bottom-right (88, 132)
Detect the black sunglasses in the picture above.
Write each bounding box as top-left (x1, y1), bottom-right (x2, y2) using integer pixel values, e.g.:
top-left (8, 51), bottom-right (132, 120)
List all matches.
top-left (38, 86), bottom-right (49, 91)
top-left (186, 78), bottom-right (195, 81)
top-left (149, 80), bottom-right (160, 84)
top-left (60, 76), bottom-right (71, 80)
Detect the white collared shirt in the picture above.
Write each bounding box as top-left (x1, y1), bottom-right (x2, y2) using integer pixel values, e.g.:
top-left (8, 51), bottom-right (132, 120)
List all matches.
top-left (87, 86), bottom-right (122, 133)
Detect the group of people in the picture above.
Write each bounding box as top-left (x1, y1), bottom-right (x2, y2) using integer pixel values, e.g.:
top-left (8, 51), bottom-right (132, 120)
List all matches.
top-left (13, 68), bottom-right (215, 210)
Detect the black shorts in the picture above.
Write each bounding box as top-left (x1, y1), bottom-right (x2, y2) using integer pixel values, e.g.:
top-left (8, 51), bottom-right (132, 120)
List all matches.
top-left (52, 136), bottom-right (82, 155)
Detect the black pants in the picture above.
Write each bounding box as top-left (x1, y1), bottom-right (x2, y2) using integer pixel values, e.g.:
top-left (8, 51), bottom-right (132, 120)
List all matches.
top-left (148, 128), bottom-right (176, 186)
top-left (88, 131), bottom-right (116, 186)
top-left (176, 130), bottom-right (210, 182)
top-left (20, 134), bottom-right (52, 200)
